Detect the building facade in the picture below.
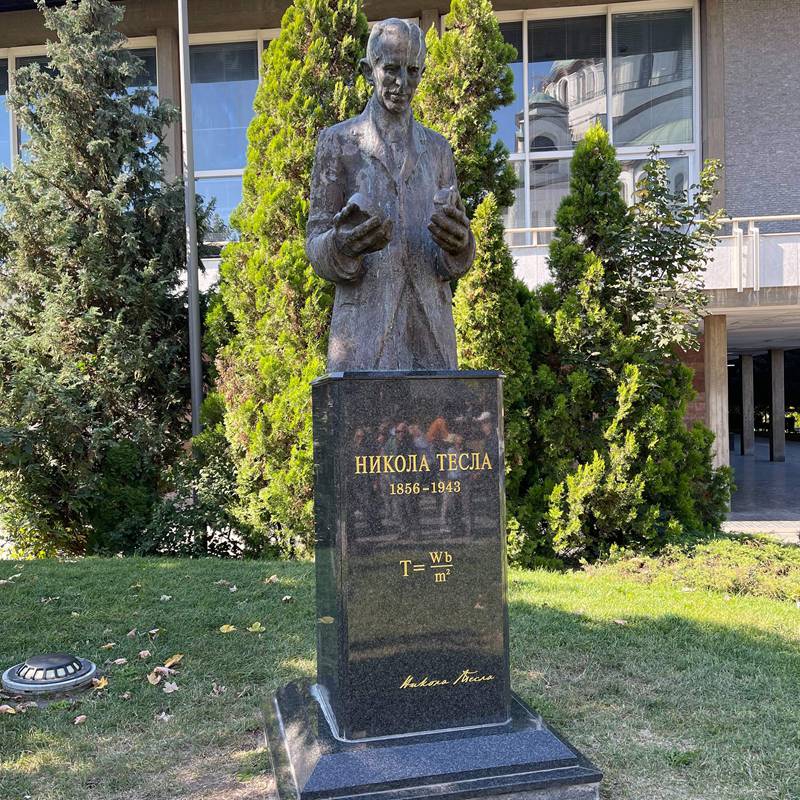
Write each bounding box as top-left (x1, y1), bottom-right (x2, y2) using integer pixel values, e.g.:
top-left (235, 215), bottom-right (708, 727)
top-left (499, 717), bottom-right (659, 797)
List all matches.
top-left (1, 0), bottom-right (798, 476)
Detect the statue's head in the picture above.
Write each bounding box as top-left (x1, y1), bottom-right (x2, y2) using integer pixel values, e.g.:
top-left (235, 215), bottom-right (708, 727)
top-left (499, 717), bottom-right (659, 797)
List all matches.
top-left (362, 18), bottom-right (426, 115)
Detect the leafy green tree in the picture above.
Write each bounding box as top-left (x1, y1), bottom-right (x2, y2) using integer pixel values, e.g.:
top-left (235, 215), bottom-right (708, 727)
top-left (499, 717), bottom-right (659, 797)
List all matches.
top-left (514, 125), bottom-right (731, 565)
top-left (216, 0), bottom-right (369, 555)
top-left (414, 0), bottom-right (517, 215)
top-left (453, 193), bottom-right (532, 514)
top-left (0, 0), bottom-right (205, 555)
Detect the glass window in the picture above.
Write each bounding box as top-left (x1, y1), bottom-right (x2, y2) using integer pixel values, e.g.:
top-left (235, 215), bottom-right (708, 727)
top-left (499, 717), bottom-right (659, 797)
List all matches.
top-left (529, 159), bottom-right (571, 232)
top-left (128, 47), bottom-right (157, 91)
top-left (16, 56), bottom-right (51, 157)
top-left (618, 155), bottom-right (689, 205)
top-left (190, 41), bottom-right (258, 172)
top-left (528, 16), bottom-right (606, 151)
top-left (0, 60), bottom-right (10, 169)
top-left (492, 22), bottom-right (524, 155)
top-left (612, 10), bottom-right (693, 146)
top-left (503, 162), bottom-right (527, 246)
top-left (196, 176), bottom-right (242, 241)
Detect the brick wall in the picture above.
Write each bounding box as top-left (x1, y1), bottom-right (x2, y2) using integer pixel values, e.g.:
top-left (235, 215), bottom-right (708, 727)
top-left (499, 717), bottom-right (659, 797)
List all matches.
top-left (679, 335), bottom-right (706, 424)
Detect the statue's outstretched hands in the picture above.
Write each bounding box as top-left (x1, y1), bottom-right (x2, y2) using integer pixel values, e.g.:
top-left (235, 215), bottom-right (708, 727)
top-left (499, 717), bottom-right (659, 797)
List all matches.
top-left (334, 199), bottom-right (393, 260)
top-left (428, 187), bottom-right (470, 255)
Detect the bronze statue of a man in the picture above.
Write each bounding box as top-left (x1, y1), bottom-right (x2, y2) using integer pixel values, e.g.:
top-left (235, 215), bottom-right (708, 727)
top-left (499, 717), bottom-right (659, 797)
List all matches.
top-left (306, 18), bottom-right (475, 372)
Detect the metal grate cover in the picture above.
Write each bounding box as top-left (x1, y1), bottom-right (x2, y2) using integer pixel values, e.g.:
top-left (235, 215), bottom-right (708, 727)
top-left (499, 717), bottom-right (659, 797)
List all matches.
top-left (2, 652), bottom-right (97, 695)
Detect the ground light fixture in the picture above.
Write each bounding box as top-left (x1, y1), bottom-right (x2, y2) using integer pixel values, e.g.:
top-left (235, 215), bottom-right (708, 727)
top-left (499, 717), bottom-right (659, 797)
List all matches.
top-left (2, 653), bottom-right (97, 695)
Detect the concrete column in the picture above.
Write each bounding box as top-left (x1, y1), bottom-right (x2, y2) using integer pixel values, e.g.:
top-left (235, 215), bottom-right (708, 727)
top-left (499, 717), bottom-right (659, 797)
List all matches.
top-left (700, 0), bottom-right (726, 209)
top-left (421, 9), bottom-right (441, 36)
top-left (769, 349), bottom-right (786, 463)
top-left (704, 315), bottom-right (729, 468)
top-left (740, 354), bottom-right (754, 455)
top-left (156, 27), bottom-right (183, 179)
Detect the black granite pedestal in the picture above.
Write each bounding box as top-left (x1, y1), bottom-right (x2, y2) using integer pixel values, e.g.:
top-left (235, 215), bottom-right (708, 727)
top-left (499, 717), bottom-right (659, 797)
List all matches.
top-left (264, 371), bottom-right (601, 800)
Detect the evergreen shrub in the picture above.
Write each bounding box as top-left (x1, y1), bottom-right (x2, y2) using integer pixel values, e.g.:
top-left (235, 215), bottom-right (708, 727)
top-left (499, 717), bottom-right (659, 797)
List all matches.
top-left (0, 0), bottom-right (207, 555)
top-left (216, 0), bottom-right (369, 556)
top-left (512, 125), bottom-right (732, 566)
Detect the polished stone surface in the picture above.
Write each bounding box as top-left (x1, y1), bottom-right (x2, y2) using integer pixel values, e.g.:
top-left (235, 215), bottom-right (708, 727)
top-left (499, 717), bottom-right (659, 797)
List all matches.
top-left (312, 371), bottom-right (508, 740)
top-left (264, 683), bottom-right (602, 800)
top-left (723, 436), bottom-right (800, 544)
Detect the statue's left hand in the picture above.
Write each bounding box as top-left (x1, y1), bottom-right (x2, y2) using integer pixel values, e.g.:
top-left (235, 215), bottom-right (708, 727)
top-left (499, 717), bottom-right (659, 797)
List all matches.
top-left (428, 191), bottom-right (471, 255)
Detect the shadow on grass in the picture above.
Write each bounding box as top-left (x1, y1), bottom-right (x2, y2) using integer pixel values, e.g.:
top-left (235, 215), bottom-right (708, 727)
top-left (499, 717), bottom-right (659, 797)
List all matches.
top-left (0, 559), bottom-right (797, 800)
top-left (507, 600), bottom-right (800, 800)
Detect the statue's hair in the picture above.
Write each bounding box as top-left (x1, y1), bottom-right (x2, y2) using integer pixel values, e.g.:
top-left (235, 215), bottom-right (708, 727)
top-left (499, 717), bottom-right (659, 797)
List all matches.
top-left (365, 18), bottom-right (426, 69)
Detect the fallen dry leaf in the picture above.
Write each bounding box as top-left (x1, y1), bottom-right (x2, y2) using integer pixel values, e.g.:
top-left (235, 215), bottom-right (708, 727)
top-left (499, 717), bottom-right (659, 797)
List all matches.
top-left (73, 715), bottom-right (87, 725)
top-left (163, 653), bottom-right (183, 669)
top-left (15, 701), bottom-right (37, 713)
top-left (613, 619), bottom-right (628, 626)
top-left (219, 624), bottom-right (236, 634)
top-left (92, 677), bottom-right (109, 691)
top-left (126, 628), bottom-right (137, 639)
top-left (211, 683), bottom-right (226, 696)
top-left (229, 585), bottom-right (238, 593)
top-left (0, 581), bottom-right (11, 587)
top-left (40, 596), bottom-right (60, 604)
top-left (147, 671), bottom-right (162, 686)
top-left (70, 612), bottom-right (80, 618)
top-left (162, 682), bottom-right (179, 694)
top-left (155, 711), bottom-right (172, 722)
top-left (281, 595), bottom-right (294, 604)
top-left (246, 622), bottom-right (265, 633)
top-left (120, 692), bottom-right (132, 701)
top-left (160, 595), bottom-right (172, 602)
top-left (0, 704), bottom-right (16, 715)
top-left (112, 658), bottom-right (128, 666)
top-left (214, 579), bottom-right (231, 587)
top-left (100, 643), bottom-right (116, 650)
top-left (130, 583), bottom-right (142, 590)
top-left (148, 628), bottom-right (161, 638)
top-left (153, 666), bottom-right (175, 677)
top-left (265, 575), bottom-right (278, 584)
top-left (318, 616), bottom-right (334, 625)
top-left (138, 650), bottom-right (151, 660)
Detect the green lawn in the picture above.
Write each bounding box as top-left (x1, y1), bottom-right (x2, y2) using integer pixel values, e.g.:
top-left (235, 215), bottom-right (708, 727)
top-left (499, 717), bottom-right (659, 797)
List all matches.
top-left (0, 555), bottom-right (798, 800)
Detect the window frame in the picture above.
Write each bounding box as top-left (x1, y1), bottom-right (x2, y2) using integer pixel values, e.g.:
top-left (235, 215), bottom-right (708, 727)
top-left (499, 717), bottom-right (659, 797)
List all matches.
top-left (0, 36), bottom-right (157, 167)
top-left (495, 0), bottom-right (701, 242)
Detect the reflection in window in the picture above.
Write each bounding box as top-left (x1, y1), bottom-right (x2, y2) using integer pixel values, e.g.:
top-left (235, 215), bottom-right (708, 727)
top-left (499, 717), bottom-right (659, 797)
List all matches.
top-left (128, 48), bottom-right (157, 91)
top-left (612, 10), bottom-right (693, 146)
top-left (196, 176), bottom-right (242, 241)
top-left (190, 42), bottom-right (258, 172)
top-left (16, 56), bottom-right (51, 158)
top-left (618, 156), bottom-right (689, 205)
top-left (529, 159), bottom-right (571, 233)
top-left (492, 22), bottom-right (523, 154)
top-left (0, 60), bottom-right (10, 169)
top-left (503, 161), bottom-right (526, 247)
top-left (528, 16), bottom-right (606, 151)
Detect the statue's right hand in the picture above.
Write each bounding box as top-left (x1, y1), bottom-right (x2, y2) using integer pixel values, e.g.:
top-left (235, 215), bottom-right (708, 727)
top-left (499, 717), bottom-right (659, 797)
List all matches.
top-left (334, 202), bottom-right (393, 259)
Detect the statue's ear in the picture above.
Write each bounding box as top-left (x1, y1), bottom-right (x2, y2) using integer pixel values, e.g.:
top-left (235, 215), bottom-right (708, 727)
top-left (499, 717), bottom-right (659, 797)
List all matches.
top-left (360, 58), bottom-right (374, 84)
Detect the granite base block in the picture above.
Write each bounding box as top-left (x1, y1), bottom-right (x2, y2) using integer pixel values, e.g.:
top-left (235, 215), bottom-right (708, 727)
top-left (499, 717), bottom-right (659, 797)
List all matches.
top-left (263, 683), bottom-right (602, 800)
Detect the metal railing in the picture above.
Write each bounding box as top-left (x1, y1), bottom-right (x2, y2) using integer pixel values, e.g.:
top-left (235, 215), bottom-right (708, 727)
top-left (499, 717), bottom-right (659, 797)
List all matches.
top-left (506, 214), bottom-right (800, 293)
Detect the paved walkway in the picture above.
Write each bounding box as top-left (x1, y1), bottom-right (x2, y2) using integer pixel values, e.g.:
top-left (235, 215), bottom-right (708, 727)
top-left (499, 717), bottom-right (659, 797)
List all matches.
top-left (723, 437), bottom-right (800, 544)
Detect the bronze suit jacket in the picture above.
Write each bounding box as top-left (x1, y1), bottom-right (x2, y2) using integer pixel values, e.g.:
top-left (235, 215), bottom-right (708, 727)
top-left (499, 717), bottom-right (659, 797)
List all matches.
top-left (306, 98), bottom-right (475, 372)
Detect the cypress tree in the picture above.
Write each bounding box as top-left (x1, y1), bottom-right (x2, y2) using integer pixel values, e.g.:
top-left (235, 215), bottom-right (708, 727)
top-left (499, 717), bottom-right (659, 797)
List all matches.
top-left (414, 0), bottom-right (517, 215)
top-left (517, 125), bottom-right (730, 563)
top-left (453, 194), bottom-right (532, 518)
top-left (216, 0), bottom-right (369, 555)
top-left (0, 0), bottom-right (203, 555)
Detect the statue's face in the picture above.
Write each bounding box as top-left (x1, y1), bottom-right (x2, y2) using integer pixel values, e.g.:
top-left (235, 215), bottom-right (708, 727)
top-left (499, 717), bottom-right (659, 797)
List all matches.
top-left (368, 27), bottom-right (423, 114)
